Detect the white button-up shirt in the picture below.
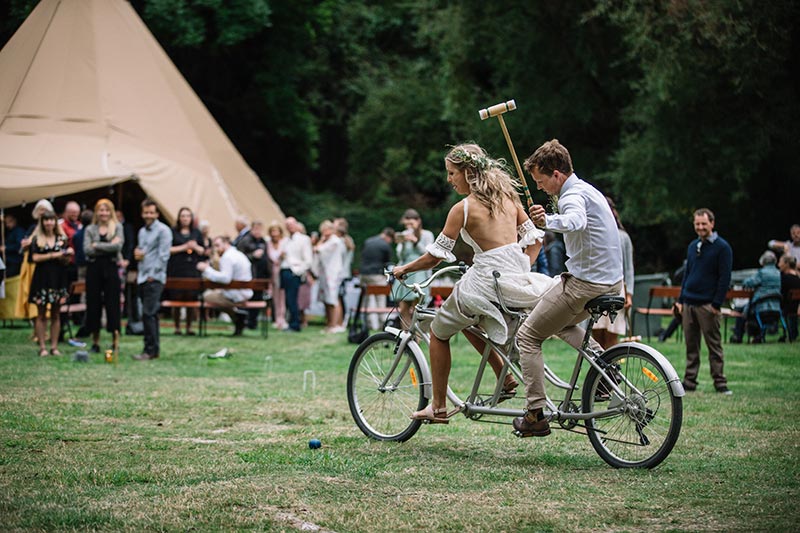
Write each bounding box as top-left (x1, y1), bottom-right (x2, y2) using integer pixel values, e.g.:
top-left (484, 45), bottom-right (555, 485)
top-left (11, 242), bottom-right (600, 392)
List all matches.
top-left (280, 231), bottom-right (313, 277)
top-left (545, 174), bottom-right (623, 285)
top-left (202, 246), bottom-right (253, 302)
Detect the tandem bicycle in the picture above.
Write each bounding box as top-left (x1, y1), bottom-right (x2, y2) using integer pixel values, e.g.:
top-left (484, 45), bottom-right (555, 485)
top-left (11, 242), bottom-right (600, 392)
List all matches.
top-left (346, 265), bottom-right (684, 468)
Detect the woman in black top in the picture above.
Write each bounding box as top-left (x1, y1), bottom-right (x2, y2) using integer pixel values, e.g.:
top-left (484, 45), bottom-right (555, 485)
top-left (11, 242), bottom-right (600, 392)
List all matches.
top-left (168, 207), bottom-right (204, 335)
top-left (84, 199), bottom-right (124, 353)
top-left (29, 210), bottom-right (74, 356)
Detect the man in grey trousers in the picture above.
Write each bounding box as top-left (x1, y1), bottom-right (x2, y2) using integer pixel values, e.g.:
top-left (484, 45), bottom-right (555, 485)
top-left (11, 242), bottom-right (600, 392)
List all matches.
top-left (132, 199), bottom-right (172, 360)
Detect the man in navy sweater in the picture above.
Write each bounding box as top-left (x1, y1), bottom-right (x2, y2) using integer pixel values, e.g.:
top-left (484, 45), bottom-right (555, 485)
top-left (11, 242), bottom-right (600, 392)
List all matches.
top-left (675, 208), bottom-right (733, 394)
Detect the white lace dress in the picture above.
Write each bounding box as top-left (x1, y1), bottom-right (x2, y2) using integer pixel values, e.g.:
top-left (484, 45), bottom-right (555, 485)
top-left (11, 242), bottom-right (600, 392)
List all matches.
top-left (427, 199), bottom-right (559, 344)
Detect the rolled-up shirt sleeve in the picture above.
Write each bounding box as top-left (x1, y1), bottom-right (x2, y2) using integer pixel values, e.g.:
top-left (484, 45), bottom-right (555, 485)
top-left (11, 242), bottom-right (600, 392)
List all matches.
top-left (545, 194), bottom-right (587, 233)
top-left (203, 254), bottom-right (233, 284)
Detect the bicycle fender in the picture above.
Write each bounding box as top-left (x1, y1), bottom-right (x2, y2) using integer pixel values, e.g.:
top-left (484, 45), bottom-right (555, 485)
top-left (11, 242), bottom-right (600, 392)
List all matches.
top-left (385, 327), bottom-right (433, 399)
top-left (604, 342), bottom-right (686, 397)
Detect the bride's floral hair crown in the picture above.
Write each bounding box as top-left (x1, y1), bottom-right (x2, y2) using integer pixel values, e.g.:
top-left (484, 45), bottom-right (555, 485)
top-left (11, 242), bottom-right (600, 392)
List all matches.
top-left (446, 146), bottom-right (491, 170)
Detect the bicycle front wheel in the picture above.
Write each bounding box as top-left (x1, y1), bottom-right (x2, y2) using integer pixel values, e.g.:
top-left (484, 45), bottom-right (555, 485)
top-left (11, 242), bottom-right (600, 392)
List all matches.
top-left (347, 332), bottom-right (426, 442)
top-left (582, 346), bottom-right (682, 468)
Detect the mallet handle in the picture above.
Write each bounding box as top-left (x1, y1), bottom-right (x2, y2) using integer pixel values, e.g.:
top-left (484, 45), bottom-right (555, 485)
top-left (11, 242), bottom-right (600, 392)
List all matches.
top-left (496, 114), bottom-right (534, 208)
top-left (479, 99), bottom-right (517, 120)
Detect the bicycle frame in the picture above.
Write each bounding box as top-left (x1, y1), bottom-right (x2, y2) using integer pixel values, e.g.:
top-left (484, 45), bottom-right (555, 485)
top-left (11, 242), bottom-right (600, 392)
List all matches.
top-left (388, 266), bottom-right (684, 428)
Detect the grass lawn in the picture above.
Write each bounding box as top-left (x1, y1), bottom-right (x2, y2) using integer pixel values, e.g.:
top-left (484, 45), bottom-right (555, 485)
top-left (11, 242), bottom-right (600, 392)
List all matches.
top-left (1, 318), bottom-right (798, 531)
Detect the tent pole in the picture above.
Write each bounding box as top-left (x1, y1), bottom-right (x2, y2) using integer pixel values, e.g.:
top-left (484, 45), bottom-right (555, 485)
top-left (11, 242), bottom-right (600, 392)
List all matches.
top-left (1, 208), bottom-right (6, 265)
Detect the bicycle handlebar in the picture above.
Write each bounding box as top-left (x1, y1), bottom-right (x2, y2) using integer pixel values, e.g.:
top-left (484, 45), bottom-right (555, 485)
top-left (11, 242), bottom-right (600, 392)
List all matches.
top-left (385, 263), bottom-right (467, 298)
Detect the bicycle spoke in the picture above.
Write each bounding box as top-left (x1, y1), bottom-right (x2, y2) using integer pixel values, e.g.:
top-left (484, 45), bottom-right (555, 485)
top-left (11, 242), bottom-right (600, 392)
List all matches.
top-left (348, 333), bottom-right (426, 441)
top-left (584, 346), bottom-right (682, 468)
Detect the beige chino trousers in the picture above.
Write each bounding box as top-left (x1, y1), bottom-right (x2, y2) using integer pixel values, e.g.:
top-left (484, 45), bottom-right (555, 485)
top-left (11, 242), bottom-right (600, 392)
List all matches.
top-left (517, 273), bottom-right (623, 411)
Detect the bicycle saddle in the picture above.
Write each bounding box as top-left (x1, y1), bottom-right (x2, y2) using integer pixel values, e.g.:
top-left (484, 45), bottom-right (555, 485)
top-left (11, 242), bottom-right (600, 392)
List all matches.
top-left (584, 295), bottom-right (625, 314)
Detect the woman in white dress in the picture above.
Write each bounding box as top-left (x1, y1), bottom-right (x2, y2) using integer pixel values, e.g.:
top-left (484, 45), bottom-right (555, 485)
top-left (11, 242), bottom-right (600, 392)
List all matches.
top-left (314, 220), bottom-right (346, 333)
top-left (392, 143), bottom-right (558, 423)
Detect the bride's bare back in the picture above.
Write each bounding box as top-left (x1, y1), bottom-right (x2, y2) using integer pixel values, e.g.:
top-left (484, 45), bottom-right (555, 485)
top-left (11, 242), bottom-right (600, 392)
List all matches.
top-left (442, 195), bottom-right (528, 252)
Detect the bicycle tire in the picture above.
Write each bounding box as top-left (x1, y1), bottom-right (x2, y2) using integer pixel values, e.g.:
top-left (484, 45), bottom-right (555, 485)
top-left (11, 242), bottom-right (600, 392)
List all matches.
top-left (582, 346), bottom-right (682, 468)
top-left (347, 332), bottom-right (426, 442)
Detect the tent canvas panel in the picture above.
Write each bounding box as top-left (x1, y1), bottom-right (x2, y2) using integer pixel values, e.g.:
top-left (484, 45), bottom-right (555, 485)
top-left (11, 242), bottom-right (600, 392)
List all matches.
top-left (0, 0), bottom-right (283, 233)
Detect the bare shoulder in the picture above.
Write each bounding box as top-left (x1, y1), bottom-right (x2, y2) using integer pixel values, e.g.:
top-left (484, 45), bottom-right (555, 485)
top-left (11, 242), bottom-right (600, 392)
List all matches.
top-left (451, 198), bottom-right (466, 214)
top-left (441, 200), bottom-right (466, 237)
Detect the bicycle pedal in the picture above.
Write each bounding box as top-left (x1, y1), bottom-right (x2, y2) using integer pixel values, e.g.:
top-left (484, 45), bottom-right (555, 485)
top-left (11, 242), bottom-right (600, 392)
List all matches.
top-left (513, 429), bottom-right (551, 438)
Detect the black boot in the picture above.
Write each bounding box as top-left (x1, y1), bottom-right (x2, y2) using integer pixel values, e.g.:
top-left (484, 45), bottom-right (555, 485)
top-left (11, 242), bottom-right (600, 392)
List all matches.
top-left (232, 310), bottom-right (246, 336)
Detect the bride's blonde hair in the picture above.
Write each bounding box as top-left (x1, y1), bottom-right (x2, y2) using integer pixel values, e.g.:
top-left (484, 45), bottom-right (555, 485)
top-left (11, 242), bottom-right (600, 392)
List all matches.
top-left (445, 143), bottom-right (521, 217)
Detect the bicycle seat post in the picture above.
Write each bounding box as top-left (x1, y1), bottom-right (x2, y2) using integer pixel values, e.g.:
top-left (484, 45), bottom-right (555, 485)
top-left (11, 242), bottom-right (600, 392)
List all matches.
top-left (581, 314), bottom-right (597, 350)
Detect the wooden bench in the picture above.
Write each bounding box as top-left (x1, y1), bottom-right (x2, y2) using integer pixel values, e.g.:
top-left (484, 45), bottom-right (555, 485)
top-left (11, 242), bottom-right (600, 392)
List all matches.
top-left (359, 284), bottom-right (395, 324)
top-left (721, 288), bottom-right (753, 341)
top-left (203, 279), bottom-right (272, 337)
top-left (162, 277), bottom-right (205, 311)
top-left (632, 286), bottom-right (755, 342)
top-left (161, 277), bottom-right (272, 337)
top-left (60, 280), bottom-right (87, 316)
top-left (356, 284), bottom-right (455, 330)
top-left (60, 280), bottom-right (87, 338)
top-left (632, 285), bottom-right (681, 341)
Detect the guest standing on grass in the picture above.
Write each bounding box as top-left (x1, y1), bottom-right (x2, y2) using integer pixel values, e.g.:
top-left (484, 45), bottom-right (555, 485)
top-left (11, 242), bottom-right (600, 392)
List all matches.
top-left (314, 220), bottom-right (346, 333)
top-left (675, 208), bottom-right (733, 395)
top-left (84, 199), bottom-right (124, 354)
top-left (280, 217), bottom-right (313, 332)
top-left (237, 220), bottom-right (271, 330)
top-left (28, 210), bottom-right (73, 357)
top-left (1, 213), bottom-right (25, 278)
top-left (59, 200), bottom-right (82, 293)
top-left (359, 228), bottom-right (395, 331)
top-left (167, 207), bottom-right (204, 336)
top-left (267, 221), bottom-right (288, 330)
top-left (133, 199), bottom-right (172, 361)
top-left (16, 199), bottom-right (56, 321)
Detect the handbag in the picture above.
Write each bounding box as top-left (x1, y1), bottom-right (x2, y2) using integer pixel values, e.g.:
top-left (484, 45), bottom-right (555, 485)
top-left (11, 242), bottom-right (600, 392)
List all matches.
top-left (346, 287), bottom-right (369, 344)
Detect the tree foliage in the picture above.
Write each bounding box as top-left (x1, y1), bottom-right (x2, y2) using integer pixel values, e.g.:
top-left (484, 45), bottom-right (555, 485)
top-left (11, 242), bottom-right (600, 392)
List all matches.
top-left (1, 0), bottom-right (797, 269)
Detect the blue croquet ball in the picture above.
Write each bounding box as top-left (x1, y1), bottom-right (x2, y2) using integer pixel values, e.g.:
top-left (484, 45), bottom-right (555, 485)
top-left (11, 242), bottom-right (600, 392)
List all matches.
top-left (308, 438), bottom-right (322, 449)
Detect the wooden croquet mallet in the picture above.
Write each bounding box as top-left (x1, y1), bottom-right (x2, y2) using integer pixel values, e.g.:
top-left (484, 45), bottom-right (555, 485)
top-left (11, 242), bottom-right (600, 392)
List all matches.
top-left (478, 99), bottom-right (534, 208)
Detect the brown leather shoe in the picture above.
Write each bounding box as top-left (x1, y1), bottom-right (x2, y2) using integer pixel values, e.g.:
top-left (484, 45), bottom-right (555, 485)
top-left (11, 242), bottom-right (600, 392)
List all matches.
top-left (512, 408), bottom-right (551, 437)
top-left (132, 353), bottom-right (157, 361)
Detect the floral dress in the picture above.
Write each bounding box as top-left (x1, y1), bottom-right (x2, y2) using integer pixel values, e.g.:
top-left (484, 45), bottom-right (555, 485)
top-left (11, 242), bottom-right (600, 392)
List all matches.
top-left (28, 235), bottom-right (70, 305)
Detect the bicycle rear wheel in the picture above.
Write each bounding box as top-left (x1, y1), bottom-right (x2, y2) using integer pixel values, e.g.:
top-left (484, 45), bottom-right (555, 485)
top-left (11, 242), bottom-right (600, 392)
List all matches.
top-left (347, 332), bottom-right (426, 441)
top-left (582, 346), bottom-right (682, 468)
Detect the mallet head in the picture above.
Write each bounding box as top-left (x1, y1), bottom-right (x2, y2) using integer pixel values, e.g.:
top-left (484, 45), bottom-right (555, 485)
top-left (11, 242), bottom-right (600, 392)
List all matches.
top-left (479, 99), bottom-right (517, 120)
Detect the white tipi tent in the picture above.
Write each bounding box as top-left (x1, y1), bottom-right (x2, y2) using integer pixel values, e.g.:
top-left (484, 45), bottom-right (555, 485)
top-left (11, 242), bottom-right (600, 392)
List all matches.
top-left (0, 0), bottom-right (283, 232)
